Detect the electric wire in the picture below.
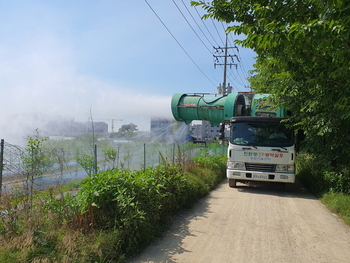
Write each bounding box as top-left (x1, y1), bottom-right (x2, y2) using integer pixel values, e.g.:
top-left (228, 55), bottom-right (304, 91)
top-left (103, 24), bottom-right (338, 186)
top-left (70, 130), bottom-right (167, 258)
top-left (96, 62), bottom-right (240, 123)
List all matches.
top-left (227, 70), bottom-right (246, 90)
top-left (225, 36), bottom-right (250, 89)
top-left (228, 31), bottom-right (251, 81)
top-left (235, 62), bottom-right (250, 87)
top-left (212, 33), bottom-right (248, 91)
top-left (237, 49), bottom-right (250, 80)
top-left (173, 0), bottom-right (250, 90)
top-left (145, 0), bottom-right (251, 91)
top-left (171, 0), bottom-right (212, 54)
top-left (194, 6), bottom-right (220, 47)
top-left (228, 64), bottom-right (249, 88)
top-left (144, 0), bottom-right (216, 86)
top-left (176, 0), bottom-right (231, 89)
top-left (211, 18), bottom-right (224, 45)
top-left (221, 22), bottom-right (228, 34)
top-left (179, 0), bottom-right (214, 51)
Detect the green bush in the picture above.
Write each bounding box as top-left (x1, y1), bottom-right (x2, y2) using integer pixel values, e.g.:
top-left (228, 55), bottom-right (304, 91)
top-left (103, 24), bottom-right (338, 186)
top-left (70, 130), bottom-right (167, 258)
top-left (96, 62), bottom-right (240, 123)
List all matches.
top-left (321, 193), bottom-right (350, 225)
top-left (73, 155), bottom-right (226, 260)
top-left (297, 152), bottom-right (350, 196)
top-left (0, 153), bottom-right (227, 262)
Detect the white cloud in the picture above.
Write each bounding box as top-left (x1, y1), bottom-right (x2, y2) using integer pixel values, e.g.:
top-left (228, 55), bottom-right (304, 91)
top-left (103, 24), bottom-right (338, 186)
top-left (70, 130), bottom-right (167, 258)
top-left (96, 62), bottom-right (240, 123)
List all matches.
top-left (0, 0), bottom-right (256, 145)
top-left (0, 22), bottom-right (173, 145)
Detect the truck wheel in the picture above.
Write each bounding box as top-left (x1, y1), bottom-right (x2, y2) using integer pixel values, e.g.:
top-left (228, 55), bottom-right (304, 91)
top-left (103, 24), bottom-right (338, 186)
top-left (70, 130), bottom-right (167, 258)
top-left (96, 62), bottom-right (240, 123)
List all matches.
top-left (229, 179), bottom-right (237, 188)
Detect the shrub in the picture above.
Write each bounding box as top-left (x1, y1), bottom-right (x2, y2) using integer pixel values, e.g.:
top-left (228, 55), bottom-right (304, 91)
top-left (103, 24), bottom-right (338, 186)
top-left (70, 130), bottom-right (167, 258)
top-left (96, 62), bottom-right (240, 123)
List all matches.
top-left (321, 193), bottom-right (350, 225)
top-left (0, 153), bottom-right (227, 262)
top-left (297, 153), bottom-right (350, 196)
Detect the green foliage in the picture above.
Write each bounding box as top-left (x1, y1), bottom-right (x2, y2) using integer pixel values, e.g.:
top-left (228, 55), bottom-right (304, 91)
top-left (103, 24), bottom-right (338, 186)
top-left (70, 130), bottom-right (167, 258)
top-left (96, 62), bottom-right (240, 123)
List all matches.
top-left (118, 123), bottom-right (138, 133)
top-left (297, 152), bottom-right (350, 196)
top-left (76, 151), bottom-right (96, 176)
top-left (26, 230), bottom-right (59, 262)
top-left (120, 149), bottom-right (132, 169)
top-left (41, 189), bottom-right (78, 224)
top-left (193, 0), bottom-right (350, 193)
top-left (50, 148), bottom-right (69, 176)
top-left (110, 123), bottom-right (138, 140)
top-left (22, 129), bottom-right (53, 178)
top-left (73, 154), bottom-right (225, 259)
top-left (0, 251), bottom-right (21, 263)
top-left (0, 149), bottom-right (226, 262)
top-left (192, 0), bottom-right (350, 147)
top-left (0, 192), bottom-right (26, 236)
top-left (195, 154), bottom-right (226, 175)
top-left (321, 193), bottom-right (350, 225)
top-left (45, 134), bottom-right (98, 151)
top-left (75, 164), bottom-right (194, 253)
top-left (103, 146), bottom-right (117, 168)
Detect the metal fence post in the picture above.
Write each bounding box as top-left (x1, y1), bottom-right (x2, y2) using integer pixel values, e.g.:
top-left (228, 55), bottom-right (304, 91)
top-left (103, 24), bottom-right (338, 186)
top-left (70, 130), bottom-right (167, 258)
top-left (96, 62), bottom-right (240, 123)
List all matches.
top-left (144, 143), bottom-right (146, 171)
top-left (0, 139), bottom-right (4, 198)
top-left (94, 144), bottom-right (98, 174)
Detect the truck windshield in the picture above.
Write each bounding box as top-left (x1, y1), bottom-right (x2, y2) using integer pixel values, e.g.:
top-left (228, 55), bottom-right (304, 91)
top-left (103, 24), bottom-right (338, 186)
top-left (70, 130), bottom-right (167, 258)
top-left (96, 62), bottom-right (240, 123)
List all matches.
top-left (230, 122), bottom-right (294, 147)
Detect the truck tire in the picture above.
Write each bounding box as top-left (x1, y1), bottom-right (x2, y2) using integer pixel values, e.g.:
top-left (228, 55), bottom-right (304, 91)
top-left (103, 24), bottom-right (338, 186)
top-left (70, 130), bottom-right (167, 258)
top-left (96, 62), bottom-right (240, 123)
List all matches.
top-left (229, 179), bottom-right (237, 188)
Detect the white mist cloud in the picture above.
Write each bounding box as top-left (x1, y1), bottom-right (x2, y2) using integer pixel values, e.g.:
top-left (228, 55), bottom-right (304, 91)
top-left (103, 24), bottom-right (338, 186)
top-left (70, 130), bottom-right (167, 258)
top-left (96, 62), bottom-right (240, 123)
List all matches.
top-left (0, 26), bottom-right (173, 145)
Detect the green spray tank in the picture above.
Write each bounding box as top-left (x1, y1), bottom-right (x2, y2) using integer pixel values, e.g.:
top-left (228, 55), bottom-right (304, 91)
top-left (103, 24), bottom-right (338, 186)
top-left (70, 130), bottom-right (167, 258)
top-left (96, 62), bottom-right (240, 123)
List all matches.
top-left (171, 93), bottom-right (246, 126)
top-left (250, 94), bottom-right (287, 117)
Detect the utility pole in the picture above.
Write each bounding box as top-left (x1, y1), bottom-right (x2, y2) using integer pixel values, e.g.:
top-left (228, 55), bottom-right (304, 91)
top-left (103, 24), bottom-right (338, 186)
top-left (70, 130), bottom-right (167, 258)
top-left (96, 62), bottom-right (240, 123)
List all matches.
top-left (213, 34), bottom-right (240, 145)
top-left (213, 34), bottom-right (239, 95)
top-left (223, 35), bottom-right (228, 91)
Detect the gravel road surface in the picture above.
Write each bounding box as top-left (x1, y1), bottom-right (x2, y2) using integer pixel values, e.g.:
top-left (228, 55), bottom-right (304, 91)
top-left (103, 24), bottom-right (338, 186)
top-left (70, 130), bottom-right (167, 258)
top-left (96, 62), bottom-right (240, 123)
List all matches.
top-left (129, 180), bottom-right (350, 263)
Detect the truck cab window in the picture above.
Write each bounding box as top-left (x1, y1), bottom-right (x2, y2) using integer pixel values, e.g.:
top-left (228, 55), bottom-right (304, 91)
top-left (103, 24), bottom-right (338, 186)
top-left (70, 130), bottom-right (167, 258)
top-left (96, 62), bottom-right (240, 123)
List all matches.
top-left (231, 122), bottom-right (293, 147)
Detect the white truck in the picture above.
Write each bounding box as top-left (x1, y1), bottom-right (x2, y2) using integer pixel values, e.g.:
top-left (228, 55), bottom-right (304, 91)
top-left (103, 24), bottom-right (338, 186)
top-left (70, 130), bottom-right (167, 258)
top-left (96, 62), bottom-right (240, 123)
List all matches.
top-left (171, 92), bottom-right (297, 188)
top-left (226, 116), bottom-right (295, 187)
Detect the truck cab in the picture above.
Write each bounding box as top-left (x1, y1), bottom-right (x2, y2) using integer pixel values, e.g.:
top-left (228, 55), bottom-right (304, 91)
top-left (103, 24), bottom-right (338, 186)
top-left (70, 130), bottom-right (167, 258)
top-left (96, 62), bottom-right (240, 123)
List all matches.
top-left (227, 116), bottom-right (295, 187)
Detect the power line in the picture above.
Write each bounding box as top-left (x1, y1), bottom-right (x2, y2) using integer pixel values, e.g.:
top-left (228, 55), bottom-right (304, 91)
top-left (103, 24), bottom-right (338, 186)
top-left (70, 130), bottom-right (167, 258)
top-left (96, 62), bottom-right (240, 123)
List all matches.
top-left (211, 18), bottom-right (224, 45)
top-left (145, 1), bottom-right (251, 90)
top-left (144, 0), bottom-right (216, 86)
top-left (236, 48), bottom-right (250, 80)
top-left (194, 6), bottom-right (220, 47)
top-left (171, 0), bottom-right (212, 54)
top-left (222, 35), bottom-right (250, 89)
top-left (228, 33), bottom-right (251, 82)
top-left (221, 22), bottom-right (228, 34)
top-left (213, 35), bottom-right (240, 95)
top-left (179, 0), bottom-right (214, 50)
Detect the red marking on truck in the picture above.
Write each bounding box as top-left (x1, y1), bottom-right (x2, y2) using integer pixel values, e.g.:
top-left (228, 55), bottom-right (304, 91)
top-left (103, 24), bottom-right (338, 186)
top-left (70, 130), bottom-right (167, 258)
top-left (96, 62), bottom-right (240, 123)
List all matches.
top-left (244, 152), bottom-right (284, 158)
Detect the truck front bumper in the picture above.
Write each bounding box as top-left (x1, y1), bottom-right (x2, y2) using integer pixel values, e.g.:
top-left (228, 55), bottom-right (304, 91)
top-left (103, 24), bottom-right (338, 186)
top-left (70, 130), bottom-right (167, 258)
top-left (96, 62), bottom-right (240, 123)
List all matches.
top-left (227, 169), bottom-right (295, 183)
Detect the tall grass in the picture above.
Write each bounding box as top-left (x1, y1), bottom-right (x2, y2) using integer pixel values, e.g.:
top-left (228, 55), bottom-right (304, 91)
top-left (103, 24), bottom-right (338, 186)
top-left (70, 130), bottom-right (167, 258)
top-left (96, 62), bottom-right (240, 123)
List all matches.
top-left (297, 152), bottom-right (350, 226)
top-left (296, 152), bottom-right (350, 196)
top-left (0, 145), bottom-right (227, 262)
top-left (321, 193), bottom-right (350, 225)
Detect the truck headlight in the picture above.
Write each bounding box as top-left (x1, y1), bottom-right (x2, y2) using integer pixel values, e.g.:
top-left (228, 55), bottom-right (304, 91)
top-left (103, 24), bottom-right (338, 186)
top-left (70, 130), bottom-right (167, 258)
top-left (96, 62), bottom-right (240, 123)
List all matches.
top-left (227, 161), bottom-right (245, 170)
top-left (276, 164), bottom-right (294, 173)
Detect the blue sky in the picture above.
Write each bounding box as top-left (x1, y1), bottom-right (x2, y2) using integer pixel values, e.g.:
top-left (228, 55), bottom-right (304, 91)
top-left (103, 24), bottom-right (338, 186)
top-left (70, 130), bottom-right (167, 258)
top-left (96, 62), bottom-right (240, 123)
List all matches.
top-left (0, 0), bottom-right (256, 144)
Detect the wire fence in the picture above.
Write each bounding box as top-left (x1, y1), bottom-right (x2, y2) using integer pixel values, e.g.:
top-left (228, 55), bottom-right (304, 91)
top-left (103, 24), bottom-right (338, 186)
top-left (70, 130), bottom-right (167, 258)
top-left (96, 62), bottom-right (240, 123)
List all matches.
top-left (0, 139), bottom-right (221, 195)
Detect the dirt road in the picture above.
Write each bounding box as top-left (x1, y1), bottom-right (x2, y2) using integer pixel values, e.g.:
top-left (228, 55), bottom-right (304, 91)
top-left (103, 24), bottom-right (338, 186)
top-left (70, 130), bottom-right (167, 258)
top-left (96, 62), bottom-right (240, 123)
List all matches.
top-left (129, 180), bottom-right (350, 263)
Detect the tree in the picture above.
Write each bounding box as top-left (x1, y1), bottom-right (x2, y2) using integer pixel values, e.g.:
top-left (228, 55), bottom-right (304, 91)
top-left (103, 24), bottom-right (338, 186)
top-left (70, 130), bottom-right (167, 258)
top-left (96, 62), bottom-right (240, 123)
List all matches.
top-left (110, 123), bottom-right (138, 140)
top-left (103, 146), bottom-right (118, 169)
top-left (118, 123), bottom-right (138, 133)
top-left (76, 152), bottom-right (96, 176)
top-left (22, 129), bottom-right (53, 199)
top-left (192, 0), bottom-right (350, 166)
